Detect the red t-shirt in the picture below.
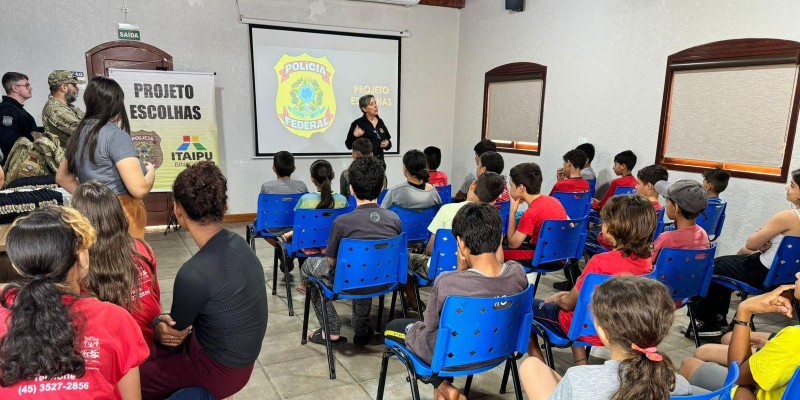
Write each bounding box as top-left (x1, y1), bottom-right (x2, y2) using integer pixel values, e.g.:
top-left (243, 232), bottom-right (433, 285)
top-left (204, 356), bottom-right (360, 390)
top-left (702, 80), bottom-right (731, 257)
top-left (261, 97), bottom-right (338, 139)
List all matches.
top-left (549, 177), bottom-right (590, 196)
top-left (496, 183), bottom-right (510, 203)
top-left (557, 250), bottom-right (653, 345)
top-left (428, 171), bottom-right (449, 187)
top-left (505, 195), bottom-right (568, 261)
top-left (592, 174), bottom-right (638, 210)
top-left (132, 239), bottom-right (161, 344)
top-left (650, 224), bottom-right (710, 263)
top-left (0, 296), bottom-right (150, 399)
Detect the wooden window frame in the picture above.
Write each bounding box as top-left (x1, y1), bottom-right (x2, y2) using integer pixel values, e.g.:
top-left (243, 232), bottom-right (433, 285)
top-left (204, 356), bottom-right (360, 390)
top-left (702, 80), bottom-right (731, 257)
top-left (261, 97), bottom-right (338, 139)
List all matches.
top-left (655, 38), bottom-right (800, 183)
top-left (482, 62), bottom-right (547, 156)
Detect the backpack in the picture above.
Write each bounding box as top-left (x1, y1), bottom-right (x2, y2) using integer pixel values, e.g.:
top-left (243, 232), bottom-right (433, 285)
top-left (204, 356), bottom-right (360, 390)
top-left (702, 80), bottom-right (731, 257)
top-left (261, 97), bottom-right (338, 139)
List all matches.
top-left (3, 134), bottom-right (64, 185)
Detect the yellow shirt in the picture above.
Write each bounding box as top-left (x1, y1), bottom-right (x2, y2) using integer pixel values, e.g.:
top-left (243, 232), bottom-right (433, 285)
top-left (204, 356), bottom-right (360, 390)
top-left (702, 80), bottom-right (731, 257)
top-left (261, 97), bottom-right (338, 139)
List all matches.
top-left (749, 325), bottom-right (800, 400)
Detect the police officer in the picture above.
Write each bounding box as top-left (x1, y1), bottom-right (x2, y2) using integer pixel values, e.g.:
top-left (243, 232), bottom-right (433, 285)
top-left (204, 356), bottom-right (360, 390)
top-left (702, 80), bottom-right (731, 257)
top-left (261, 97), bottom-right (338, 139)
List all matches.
top-left (0, 72), bottom-right (41, 165)
top-left (42, 70), bottom-right (85, 148)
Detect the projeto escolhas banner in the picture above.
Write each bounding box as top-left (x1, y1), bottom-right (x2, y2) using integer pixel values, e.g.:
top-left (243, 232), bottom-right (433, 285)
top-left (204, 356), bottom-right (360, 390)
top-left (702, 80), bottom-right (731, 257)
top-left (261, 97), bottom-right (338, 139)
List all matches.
top-left (108, 69), bottom-right (219, 192)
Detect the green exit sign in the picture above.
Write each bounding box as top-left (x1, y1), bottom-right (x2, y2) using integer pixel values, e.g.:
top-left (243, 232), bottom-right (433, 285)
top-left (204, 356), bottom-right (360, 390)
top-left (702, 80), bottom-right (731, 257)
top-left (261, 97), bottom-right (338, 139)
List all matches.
top-left (118, 23), bottom-right (141, 41)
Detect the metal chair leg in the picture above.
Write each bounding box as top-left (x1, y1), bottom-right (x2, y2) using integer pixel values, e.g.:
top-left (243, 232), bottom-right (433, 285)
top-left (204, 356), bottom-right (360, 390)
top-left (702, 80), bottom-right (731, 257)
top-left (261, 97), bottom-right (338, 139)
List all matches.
top-left (285, 257), bottom-right (295, 316)
top-left (464, 375), bottom-right (473, 396)
top-left (687, 301), bottom-right (701, 348)
top-left (318, 286), bottom-right (336, 379)
top-left (377, 295), bottom-right (385, 332)
top-left (499, 360), bottom-right (511, 394)
top-left (376, 348), bottom-right (393, 400)
top-left (509, 359), bottom-right (523, 400)
top-left (300, 283), bottom-right (312, 345)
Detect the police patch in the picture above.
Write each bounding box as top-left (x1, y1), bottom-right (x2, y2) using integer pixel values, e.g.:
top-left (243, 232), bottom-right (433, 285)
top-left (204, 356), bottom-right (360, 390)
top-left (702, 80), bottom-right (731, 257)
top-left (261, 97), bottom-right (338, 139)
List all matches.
top-left (2, 116), bottom-right (12, 126)
top-left (370, 212), bottom-right (381, 222)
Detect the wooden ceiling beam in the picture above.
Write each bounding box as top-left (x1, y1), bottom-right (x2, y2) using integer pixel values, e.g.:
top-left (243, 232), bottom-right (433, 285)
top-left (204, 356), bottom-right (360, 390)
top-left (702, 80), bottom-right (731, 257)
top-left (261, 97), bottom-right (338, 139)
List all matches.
top-left (418, 0), bottom-right (465, 9)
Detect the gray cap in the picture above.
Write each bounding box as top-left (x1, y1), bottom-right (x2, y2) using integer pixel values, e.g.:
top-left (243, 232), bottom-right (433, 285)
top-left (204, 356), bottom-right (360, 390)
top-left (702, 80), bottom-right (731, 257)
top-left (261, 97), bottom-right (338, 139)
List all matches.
top-left (654, 179), bottom-right (708, 214)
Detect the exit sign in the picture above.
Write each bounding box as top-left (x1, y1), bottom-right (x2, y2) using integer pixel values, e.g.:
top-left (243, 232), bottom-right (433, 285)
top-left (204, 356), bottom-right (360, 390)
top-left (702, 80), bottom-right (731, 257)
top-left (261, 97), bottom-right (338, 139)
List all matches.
top-left (118, 23), bottom-right (141, 41)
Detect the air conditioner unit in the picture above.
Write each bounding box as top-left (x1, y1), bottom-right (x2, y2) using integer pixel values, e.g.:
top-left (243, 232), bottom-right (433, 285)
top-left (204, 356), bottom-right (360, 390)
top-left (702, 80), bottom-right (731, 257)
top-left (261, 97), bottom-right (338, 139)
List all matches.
top-left (348, 0), bottom-right (421, 6)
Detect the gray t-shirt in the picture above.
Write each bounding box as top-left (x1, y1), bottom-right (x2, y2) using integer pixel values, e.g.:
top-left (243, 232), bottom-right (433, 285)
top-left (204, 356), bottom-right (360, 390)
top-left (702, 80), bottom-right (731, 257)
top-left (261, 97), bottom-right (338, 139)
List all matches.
top-left (260, 178), bottom-right (308, 194)
top-left (459, 170), bottom-right (477, 194)
top-left (381, 182), bottom-right (441, 209)
top-left (549, 360), bottom-right (694, 399)
top-left (580, 167), bottom-right (596, 180)
top-left (74, 121), bottom-right (144, 195)
top-left (326, 203), bottom-right (402, 259)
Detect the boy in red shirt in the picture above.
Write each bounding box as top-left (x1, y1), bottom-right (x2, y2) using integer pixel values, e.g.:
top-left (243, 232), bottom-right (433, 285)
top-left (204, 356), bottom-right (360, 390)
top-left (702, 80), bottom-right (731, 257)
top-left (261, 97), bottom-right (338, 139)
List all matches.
top-left (530, 194), bottom-right (656, 364)
top-left (424, 146), bottom-right (448, 187)
top-left (551, 149), bottom-right (590, 195)
top-left (591, 150), bottom-right (638, 211)
top-left (635, 164), bottom-right (668, 211)
top-left (478, 151), bottom-right (510, 203)
top-left (650, 179), bottom-right (710, 263)
top-left (505, 162), bottom-right (568, 263)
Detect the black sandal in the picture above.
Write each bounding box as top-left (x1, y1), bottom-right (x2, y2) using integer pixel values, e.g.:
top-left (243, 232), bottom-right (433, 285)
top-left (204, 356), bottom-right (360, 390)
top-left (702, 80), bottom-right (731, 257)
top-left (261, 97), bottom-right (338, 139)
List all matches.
top-left (308, 329), bottom-right (347, 345)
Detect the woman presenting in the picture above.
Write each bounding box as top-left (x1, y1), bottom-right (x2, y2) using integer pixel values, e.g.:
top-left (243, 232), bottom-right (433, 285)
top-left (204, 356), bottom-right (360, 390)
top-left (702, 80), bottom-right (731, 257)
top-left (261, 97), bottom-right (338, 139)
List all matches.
top-left (345, 94), bottom-right (391, 161)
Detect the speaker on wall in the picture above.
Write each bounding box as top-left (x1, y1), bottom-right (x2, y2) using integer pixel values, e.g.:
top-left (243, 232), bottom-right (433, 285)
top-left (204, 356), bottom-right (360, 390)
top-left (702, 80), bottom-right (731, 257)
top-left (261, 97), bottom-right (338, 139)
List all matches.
top-left (505, 0), bottom-right (523, 12)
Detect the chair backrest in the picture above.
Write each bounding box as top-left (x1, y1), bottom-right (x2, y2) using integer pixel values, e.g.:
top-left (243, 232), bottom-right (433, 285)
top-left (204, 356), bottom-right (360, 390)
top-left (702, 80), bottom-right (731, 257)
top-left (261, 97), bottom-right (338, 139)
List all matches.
top-left (346, 195), bottom-right (358, 211)
top-left (650, 245), bottom-right (717, 300)
top-left (532, 217), bottom-right (588, 267)
top-left (388, 205), bottom-right (439, 242)
top-left (764, 235), bottom-right (800, 287)
top-left (254, 193), bottom-right (305, 234)
top-left (289, 207), bottom-right (351, 252)
top-left (781, 366), bottom-right (800, 400)
top-left (435, 185), bottom-right (452, 205)
top-left (587, 178), bottom-right (597, 198)
top-left (566, 273), bottom-right (614, 339)
top-left (428, 229), bottom-right (459, 280)
top-left (653, 207), bottom-right (666, 241)
top-left (430, 285), bottom-right (534, 373)
top-left (378, 188), bottom-right (389, 205)
top-left (697, 199), bottom-right (727, 241)
top-left (552, 191), bottom-right (592, 219)
top-left (495, 201), bottom-right (510, 235)
top-left (613, 186), bottom-right (636, 196)
top-left (332, 233), bottom-right (408, 292)
top-left (671, 362), bottom-right (739, 399)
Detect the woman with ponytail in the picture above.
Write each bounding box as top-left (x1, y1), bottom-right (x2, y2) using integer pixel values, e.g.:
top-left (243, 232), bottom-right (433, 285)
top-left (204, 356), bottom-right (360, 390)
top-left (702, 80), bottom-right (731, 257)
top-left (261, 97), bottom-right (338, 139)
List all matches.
top-left (521, 275), bottom-right (697, 399)
top-left (72, 180), bottom-right (161, 343)
top-left (0, 206), bottom-right (149, 399)
top-left (381, 149), bottom-right (441, 209)
top-left (294, 160), bottom-right (347, 210)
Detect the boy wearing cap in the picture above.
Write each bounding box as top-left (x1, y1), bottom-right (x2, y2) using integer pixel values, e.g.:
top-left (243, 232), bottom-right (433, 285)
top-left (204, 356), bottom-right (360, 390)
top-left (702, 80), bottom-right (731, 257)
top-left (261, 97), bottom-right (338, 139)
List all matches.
top-left (650, 179), bottom-right (710, 263)
top-left (42, 70), bottom-right (84, 148)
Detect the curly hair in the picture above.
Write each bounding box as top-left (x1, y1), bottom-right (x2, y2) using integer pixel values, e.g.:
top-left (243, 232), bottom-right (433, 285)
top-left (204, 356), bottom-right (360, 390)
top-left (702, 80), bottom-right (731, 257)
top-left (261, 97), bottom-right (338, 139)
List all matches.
top-left (173, 161), bottom-right (228, 224)
top-left (0, 206), bottom-right (96, 386)
top-left (600, 195), bottom-right (656, 259)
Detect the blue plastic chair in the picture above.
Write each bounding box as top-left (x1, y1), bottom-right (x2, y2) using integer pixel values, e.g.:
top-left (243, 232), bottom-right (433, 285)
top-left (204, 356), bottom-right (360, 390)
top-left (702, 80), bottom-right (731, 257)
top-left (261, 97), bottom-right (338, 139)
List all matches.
top-left (411, 229), bottom-right (458, 315)
top-left (712, 235), bottom-right (800, 326)
top-left (276, 207), bottom-right (351, 316)
top-left (389, 205), bottom-right (440, 243)
top-left (653, 207), bottom-right (666, 241)
top-left (782, 367), bottom-right (800, 400)
top-left (245, 193), bottom-right (304, 285)
top-left (587, 178), bottom-right (597, 198)
top-left (697, 199), bottom-right (727, 242)
top-left (495, 200), bottom-right (510, 235)
top-left (529, 217), bottom-right (588, 295)
top-left (378, 188), bottom-right (389, 205)
top-left (671, 362), bottom-right (739, 399)
top-left (588, 187), bottom-right (637, 224)
top-left (552, 191), bottom-right (592, 220)
top-left (647, 245), bottom-right (717, 347)
top-left (377, 285), bottom-right (534, 400)
top-left (435, 185), bottom-right (452, 205)
top-left (302, 233), bottom-right (409, 379)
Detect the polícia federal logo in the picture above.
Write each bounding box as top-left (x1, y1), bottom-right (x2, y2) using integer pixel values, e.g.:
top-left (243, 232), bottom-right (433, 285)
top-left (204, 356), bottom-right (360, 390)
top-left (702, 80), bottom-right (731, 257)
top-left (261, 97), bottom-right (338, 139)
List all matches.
top-left (274, 54), bottom-right (336, 138)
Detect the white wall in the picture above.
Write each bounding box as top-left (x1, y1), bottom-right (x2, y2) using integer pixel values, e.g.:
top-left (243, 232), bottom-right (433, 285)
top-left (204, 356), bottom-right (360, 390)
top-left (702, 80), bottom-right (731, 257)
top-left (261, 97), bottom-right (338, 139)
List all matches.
top-left (0, 0), bottom-right (459, 214)
top-left (453, 0), bottom-right (800, 255)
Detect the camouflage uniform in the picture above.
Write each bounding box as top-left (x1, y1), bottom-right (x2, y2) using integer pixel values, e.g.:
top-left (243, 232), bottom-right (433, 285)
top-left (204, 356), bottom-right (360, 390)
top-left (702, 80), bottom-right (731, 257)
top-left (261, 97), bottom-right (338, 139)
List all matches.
top-left (42, 70), bottom-right (84, 148)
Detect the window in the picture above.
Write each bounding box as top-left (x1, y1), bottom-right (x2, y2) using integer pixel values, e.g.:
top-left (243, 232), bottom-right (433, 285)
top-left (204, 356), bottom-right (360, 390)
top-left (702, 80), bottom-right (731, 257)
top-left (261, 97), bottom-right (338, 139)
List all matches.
top-left (656, 39), bottom-right (800, 182)
top-left (482, 62), bottom-right (546, 155)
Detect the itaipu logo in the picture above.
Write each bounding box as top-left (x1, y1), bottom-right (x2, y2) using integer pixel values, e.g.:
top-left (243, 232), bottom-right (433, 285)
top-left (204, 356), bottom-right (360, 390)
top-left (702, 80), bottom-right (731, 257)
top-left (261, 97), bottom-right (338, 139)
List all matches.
top-left (274, 53), bottom-right (336, 138)
top-left (171, 135), bottom-right (212, 161)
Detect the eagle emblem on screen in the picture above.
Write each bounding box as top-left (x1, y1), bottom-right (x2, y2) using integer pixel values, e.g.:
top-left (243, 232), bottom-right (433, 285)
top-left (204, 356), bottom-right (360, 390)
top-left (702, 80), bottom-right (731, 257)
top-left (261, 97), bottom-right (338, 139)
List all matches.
top-left (274, 53), bottom-right (337, 139)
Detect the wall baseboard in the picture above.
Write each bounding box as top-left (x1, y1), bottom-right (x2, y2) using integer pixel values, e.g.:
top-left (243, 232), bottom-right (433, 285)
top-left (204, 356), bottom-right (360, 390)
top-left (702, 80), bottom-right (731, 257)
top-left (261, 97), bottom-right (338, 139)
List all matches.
top-left (223, 213), bottom-right (256, 223)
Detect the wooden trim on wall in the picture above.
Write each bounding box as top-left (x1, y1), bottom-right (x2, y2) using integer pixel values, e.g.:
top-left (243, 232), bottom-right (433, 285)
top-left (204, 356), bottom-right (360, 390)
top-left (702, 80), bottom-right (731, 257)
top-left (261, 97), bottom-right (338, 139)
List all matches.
top-left (223, 213), bottom-right (257, 223)
top-left (419, 0), bottom-right (465, 8)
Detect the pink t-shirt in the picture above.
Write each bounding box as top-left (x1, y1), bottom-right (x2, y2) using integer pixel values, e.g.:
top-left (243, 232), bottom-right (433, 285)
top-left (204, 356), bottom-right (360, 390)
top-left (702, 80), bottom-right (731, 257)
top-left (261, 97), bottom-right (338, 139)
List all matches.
top-left (650, 224), bottom-right (710, 263)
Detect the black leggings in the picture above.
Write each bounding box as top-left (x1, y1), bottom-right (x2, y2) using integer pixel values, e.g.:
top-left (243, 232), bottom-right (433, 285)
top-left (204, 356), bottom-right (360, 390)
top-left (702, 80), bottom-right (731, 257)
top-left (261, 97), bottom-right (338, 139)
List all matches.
top-left (384, 318), bottom-right (453, 388)
top-left (694, 253), bottom-right (769, 324)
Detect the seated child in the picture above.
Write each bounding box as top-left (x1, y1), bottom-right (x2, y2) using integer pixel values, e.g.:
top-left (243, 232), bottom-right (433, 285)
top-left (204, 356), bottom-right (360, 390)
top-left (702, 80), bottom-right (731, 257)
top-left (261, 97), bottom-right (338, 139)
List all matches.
top-left (280, 160), bottom-right (347, 244)
top-left (702, 167), bottom-right (731, 201)
top-left (340, 138), bottom-right (388, 196)
top-left (650, 179), bottom-right (710, 263)
top-left (591, 150), bottom-right (638, 211)
top-left (383, 203), bottom-right (529, 400)
top-left (530, 194), bottom-right (656, 364)
top-left (405, 172), bottom-right (507, 312)
top-left (477, 151), bottom-right (510, 203)
top-left (551, 149), bottom-right (590, 195)
top-left (521, 275), bottom-right (696, 399)
top-left (454, 139), bottom-right (496, 201)
top-left (302, 156), bottom-right (402, 345)
top-left (679, 282), bottom-right (800, 400)
top-left (424, 146), bottom-right (448, 187)
top-left (505, 162), bottom-right (568, 263)
top-left (576, 143), bottom-right (596, 180)
top-left (381, 149), bottom-right (442, 209)
top-left (261, 150), bottom-right (309, 194)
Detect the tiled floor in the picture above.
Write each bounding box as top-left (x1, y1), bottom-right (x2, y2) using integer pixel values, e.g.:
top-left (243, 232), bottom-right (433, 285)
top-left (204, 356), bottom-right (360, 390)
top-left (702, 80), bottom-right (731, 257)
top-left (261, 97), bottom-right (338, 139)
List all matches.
top-left (146, 223), bottom-right (794, 399)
